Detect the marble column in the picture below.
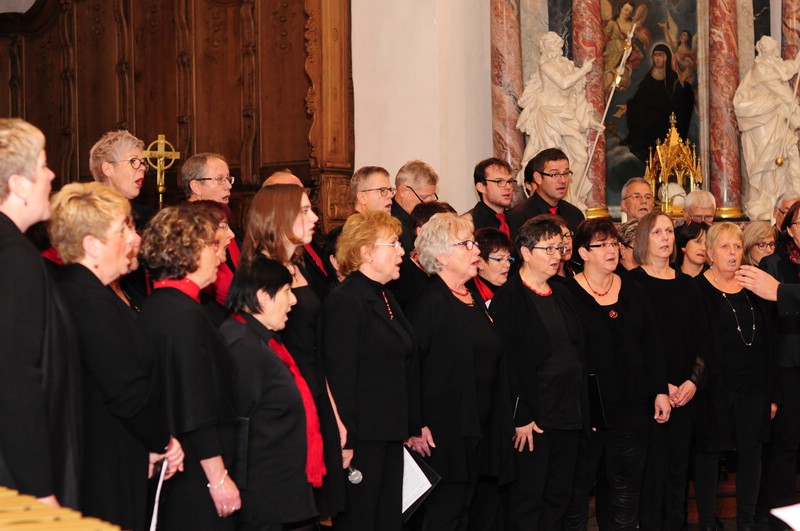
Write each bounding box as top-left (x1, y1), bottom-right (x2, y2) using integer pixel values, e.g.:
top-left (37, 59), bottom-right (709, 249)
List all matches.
top-left (709, 0), bottom-right (744, 218)
top-left (490, 0), bottom-right (525, 174)
top-left (784, 0), bottom-right (800, 60)
top-left (572, 0), bottom-right (608, 217)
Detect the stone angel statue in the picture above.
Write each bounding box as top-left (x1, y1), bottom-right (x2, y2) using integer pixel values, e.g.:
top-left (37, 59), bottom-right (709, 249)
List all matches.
top-left (734, 36), bottom-right (800, 221)
top-left (516, 31), bottom-right (603, 211)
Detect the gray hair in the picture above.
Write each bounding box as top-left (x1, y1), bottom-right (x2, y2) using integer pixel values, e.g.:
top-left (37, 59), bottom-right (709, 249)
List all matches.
top-left (684, 190), bottom-right (716, 212)
top-left (181, 152), bottom-right (227, 198)
top-left (774, 192), bottom-right (800, 212)
top-left (621, 177), bottom-right (650, 199)
top-left (415, 212), bottom-right (473, 274)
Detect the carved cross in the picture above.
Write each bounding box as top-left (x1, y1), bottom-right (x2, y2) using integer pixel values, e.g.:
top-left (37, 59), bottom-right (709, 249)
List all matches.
top-left (142, 134), bottom-right (181, 210)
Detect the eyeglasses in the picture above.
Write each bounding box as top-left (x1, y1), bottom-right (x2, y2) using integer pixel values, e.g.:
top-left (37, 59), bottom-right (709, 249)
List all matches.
top-left (452, 240), bottom-right (479, 250)
top-left (484, 178), bottom-right (516, 188)
top-left (623, 193), bottom-right (654, 202)
top-left (487, 255), bottom-right (515, 264)
top-left (562, 231), bottom-right (574, 240)
top-left (373, 240), bottom-right (402, 250)
top-left (122, 158), bottom-right (149, 171)
top-left (790, 220), bottom-right (800, 228)
top-left (778, 207), bottom-right (788, 216)
top-left (196, 176), bottom-right (235, 185)
top-left (361, 186), bottom-right (396, 197)
top-left (690, 214), bottom-right (715, 223)
top-left (406, 185), bottom-right (438, 203)
top-left (588, 242), bottom-right (621, 250)
top-left (539, 170), bottom-right (573, 180)
top-left (531, 245), bottom-right (568, 255)
top-left (756, 241), bottom-right (776, 250)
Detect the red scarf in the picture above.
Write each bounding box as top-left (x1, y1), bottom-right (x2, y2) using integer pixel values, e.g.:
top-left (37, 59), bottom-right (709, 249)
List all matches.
top-left (268, 338), bottom-right (326, 487)
top-left (473, 276), bottom-right (495, 303)
top-left (153, 278), bottom-right (201, 303)
top-left (304, 244), bottom-right (328, 278)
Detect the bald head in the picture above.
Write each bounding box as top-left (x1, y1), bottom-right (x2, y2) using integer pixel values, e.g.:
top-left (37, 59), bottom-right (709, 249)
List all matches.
top-left (262, 170), bottom-right (303, 188)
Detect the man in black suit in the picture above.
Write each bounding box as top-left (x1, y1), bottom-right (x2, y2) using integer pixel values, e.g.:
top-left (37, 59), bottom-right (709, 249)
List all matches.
top-left (467, 157), bottom-right (514, 237)
top-left (391, 160), bottom-right (440, 254)
top-left (508, 148), bottom-right (585, 238)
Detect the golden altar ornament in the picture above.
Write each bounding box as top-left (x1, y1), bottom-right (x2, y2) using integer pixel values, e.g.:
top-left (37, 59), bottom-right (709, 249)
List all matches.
top-left (142, 134), bottom-right (181, 210)
top-left (642, 113), bottom-right (703, 218)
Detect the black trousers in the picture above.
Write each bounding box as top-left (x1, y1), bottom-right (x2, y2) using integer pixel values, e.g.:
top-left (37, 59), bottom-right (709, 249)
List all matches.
top-left (564, 415), bottom-right (648, 531)
top-left (332, 440), bottom-right (403, 531)
top-left (508, 428), bottom-right (580, 531)
top-left (418, 475), bottom-right (502, 531)
top-left (694, 392), bottom-right (763, 528)
top-left (765, 368), bottom-right (800, 530)
top-left (639, 405), bottom-right (693, 531)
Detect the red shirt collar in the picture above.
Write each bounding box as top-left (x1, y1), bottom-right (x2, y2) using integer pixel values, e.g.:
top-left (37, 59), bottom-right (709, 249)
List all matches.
top-left (153, 278), bottom-right (202, 303)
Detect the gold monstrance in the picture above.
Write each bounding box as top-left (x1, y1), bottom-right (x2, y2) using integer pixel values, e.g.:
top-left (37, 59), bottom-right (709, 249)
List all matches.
top-left (142, 134), bottom-right (181, 210)
top-left (642, 113), bottom-right (703, 218)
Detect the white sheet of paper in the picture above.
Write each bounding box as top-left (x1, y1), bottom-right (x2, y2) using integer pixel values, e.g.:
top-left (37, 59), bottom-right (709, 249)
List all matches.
top-left (771, 503), bottom-right (800, 530)
top-left (402, 447), bottom-right (432, 513)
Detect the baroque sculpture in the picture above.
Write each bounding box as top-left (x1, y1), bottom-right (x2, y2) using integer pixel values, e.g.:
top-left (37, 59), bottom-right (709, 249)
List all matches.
top-left (516, 32), bottom-right (602, 212)
top-left (734, 36), bottom-right (800, 221)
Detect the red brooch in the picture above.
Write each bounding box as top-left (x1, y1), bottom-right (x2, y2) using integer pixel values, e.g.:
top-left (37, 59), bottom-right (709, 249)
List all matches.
top-left (609, 309), bottom-right (618, 319)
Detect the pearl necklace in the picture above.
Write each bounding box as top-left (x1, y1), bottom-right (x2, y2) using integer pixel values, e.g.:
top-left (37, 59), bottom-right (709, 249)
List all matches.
top-left (721, 292), bottom-right (756, 347)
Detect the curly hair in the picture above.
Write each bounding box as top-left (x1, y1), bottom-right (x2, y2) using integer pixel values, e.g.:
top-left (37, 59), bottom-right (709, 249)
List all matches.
top-left (88, 130), bottom-right (144, 183)
top-left (140, 204), bottom-right (217, 280)
top-left (0, 118), bottom-right (45, 203)
top-left (415, 212), bottom-right (473, 274)
top-left (336, 210), bottom-right (402, 277)
top-left (49, 182), bottom-right (131, 264)
top-left (241, 184), bottom-right (304, 265)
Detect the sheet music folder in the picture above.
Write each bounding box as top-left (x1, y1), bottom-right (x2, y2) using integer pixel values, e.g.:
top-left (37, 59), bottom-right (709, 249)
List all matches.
top-left (402, 447), bottom-right (441, 522)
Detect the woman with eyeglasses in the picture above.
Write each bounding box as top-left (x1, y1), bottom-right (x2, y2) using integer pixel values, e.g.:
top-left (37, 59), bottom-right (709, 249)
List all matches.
top-left (563, 218), bottom-right (670, 530)
top-left (626, 211), bottom-right (706, 531)
top-left (88, 130), bottom-right (153, 308)
top-left (49, 183), bottom-right (185, 530)
top-left (406, 212), bottom-right (513, 530)
top-left (693, 222), bottom-right (775, 531)
top-left (756, 205), bottom-right (800, 528)
top-left (320, 210), bottom-right (418, 530)
top-left (742, 221), bottom-right (776, 267)
top-left (470, 227), bottom-right (514, 306)
top-left (674, 221), bottom-right (710, 277)
top-left (138, 204), bottom-right (239, 529)
top-left (242, 183), bottom-right (346, 521)
top-left (489, 216), bottom-right (586, 530)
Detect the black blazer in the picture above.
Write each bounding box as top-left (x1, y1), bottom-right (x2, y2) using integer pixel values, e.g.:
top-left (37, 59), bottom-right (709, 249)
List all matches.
top-left (220, 315), bottom-right (317, 524)
top-left (508, 192), bottom-right (584, 239)
top-left (321, 271), bottom-right (419, 446)
top-left (406, 275), bottom-right (514, 484)
top-left (761, 251), bottom-right (800, 367)
top-left (490, 274), bottom-right (589, 433)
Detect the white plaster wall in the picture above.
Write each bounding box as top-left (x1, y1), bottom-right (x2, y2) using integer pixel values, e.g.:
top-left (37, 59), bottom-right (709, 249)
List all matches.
top-left (352, 0), bottom-right (493, 213)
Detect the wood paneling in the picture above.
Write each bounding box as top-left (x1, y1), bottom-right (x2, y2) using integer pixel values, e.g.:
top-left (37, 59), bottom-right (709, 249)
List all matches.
top-left (0, 0), bottom-right (353, 228)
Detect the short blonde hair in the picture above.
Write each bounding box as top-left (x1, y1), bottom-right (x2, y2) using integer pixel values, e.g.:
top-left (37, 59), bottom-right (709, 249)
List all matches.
top-left (0, 118), bottom-right (45, 203)
top-left (742, 221), bottom-right (775, 266)
top-left (336, 210), bottom-right (402, 277)
top-left (705, 221), bottom-right (743, 264)
top-left (49, 182), bottom-right (131, 264)
top-left (415, 213), bottom-right (473, 274)
top-left (89, 130), bottom-right (144, 182)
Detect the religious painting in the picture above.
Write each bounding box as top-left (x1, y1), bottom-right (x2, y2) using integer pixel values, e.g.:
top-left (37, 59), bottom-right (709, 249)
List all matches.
top-left (601, 0), bottom-right (700, 218)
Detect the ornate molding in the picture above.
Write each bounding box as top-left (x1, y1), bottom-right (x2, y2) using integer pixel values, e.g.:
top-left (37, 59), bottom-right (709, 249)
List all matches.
top-left (112, 0), bottom-right (130, 130)
top-left (175, 0), bottom-right (192, 158)
top-left (240, 0), bottom-right (258, 185)
top-left (59, 0), bottom-right (76, 186)
top-left (9, 34), bottom-right (23, 116)
top-left (303, 0), bottom-right (321, 170)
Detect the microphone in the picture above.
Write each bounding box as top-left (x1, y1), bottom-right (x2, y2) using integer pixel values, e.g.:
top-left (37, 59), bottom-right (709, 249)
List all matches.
top-left (347, 466), bottom-right (363, 484)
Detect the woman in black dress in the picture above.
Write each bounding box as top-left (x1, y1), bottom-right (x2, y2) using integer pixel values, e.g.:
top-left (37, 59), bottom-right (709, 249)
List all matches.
top-left (564, 219), bottom-right (670, 530)
top-left (221, 256), bottom-right (320, 531)
top-left (627, 211), bottom-right (706, 531)
top-left (490, 216), bottom-right (586, 530)
top-left (49, 182), bottom-right (184, 530)
top-left (407, 212), bottom-right (513, 530)
top-left (471, 227), bottom-right (513, 306)
top-left (759, 204), bottom-right (800, 529)
top-left (139, 204), bottom-right (239, 530)
top-left (694, 222), bottom-right (776, 531)
top-left (242, 183), bottom-right (345, 520)
top-left (321, 210), bottom-right (418, 531)
top-left (693, 223), bottom-right (776, 531)
top-left (674, 221), bottom-right (709, 278)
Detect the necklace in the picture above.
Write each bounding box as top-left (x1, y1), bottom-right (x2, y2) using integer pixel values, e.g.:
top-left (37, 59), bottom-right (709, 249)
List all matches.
top-left (583, 272), bottom-right (614, 297)
top-left (449, 286), bottom-right (470, 297)
top-left (521, 277), bottom-right (552, 297)
top-left (721, 292), bottom-right (756, 346)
